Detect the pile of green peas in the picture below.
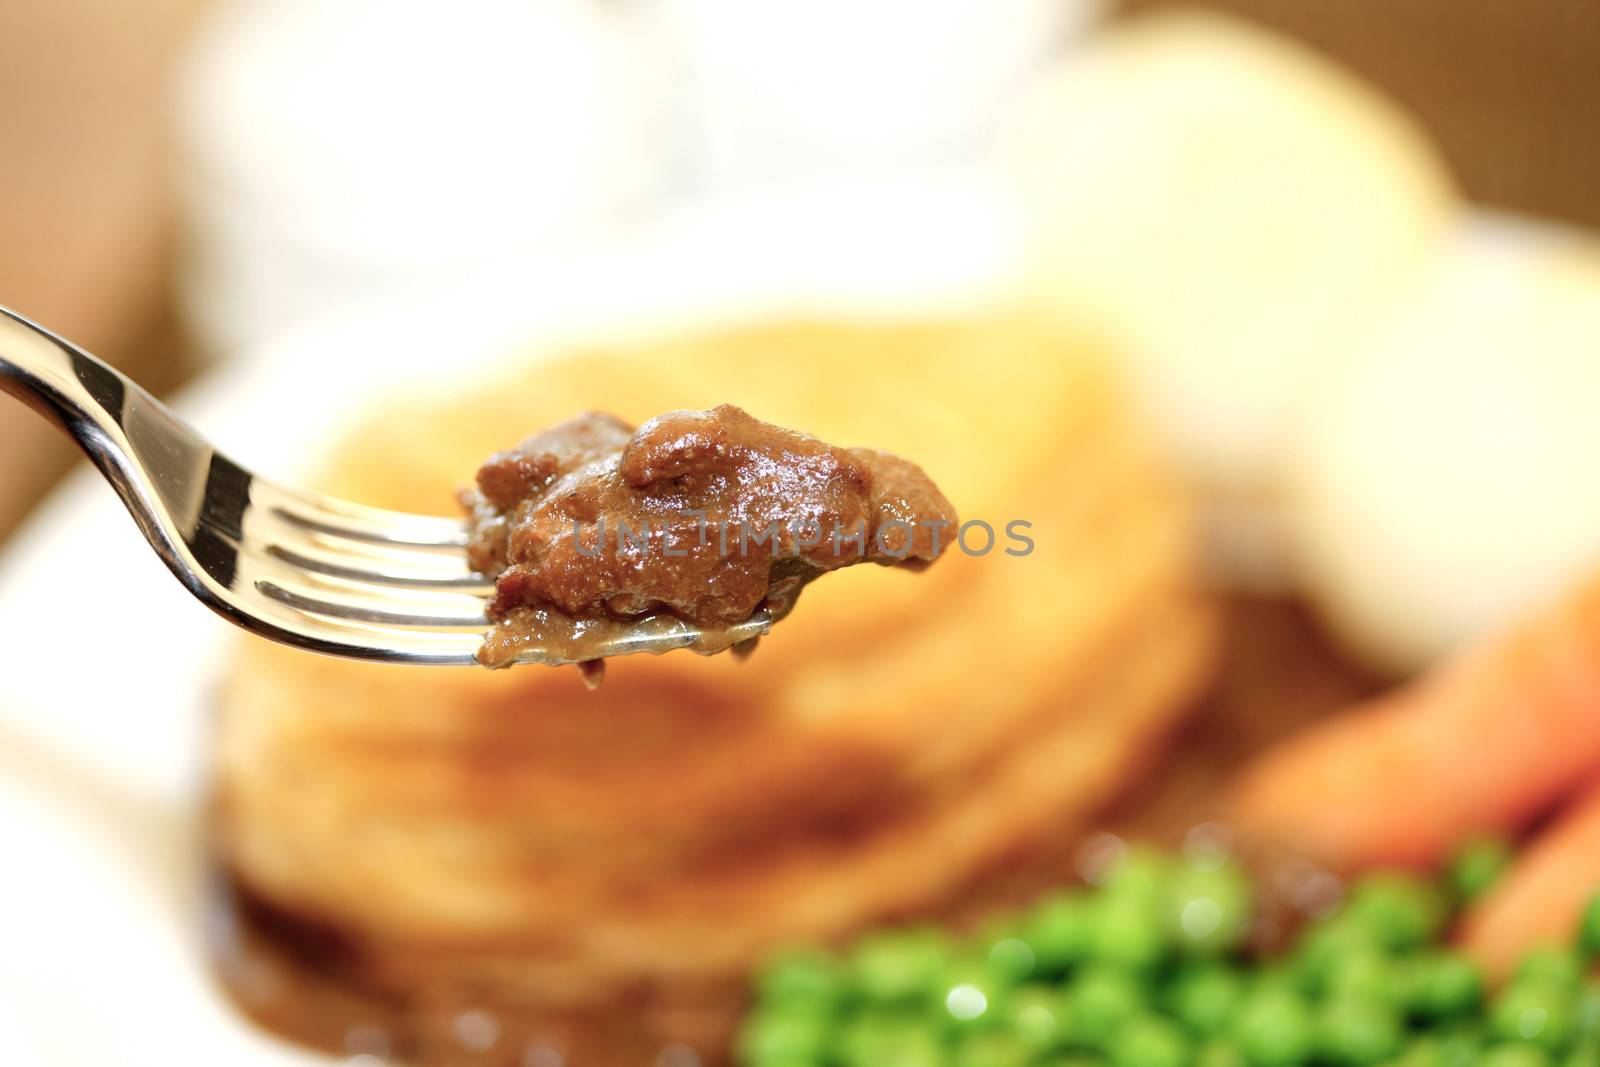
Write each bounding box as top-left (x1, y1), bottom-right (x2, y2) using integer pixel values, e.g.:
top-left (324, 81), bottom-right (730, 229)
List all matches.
top-left (739, 837), bottom-right (1600, 1067)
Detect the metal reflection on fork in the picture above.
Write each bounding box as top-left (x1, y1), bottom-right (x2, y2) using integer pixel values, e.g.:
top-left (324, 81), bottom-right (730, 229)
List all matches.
top-left (0, 305), bottom-right (772, 665)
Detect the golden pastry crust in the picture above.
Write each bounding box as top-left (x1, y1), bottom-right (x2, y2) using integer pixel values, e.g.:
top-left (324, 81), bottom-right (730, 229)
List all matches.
top-left (210, 316), bottom-right (1219, 1065)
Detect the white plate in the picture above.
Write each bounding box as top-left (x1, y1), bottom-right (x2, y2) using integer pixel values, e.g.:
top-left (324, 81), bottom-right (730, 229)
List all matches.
top-left (0, 172), bottom-right (1018, 1066)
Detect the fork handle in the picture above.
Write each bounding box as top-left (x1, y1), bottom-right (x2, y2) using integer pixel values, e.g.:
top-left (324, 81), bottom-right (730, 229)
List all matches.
top-left (0, 303), bottom-right (212, 569)
top-left (0, 304), bottom-right (153, 455)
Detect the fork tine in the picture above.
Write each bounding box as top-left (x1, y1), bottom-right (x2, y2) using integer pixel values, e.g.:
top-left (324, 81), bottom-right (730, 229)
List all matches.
top-left (241, 576), bottom-right (772, 666)
top-left (253, 580), bottom-right (487, 628)
top-left (208, 488), bottom-right (485, 588)
top-left (254, 481), bottom-right (468, 549)
top-left (269, 504), bottom-right (467, 548)
top-left (234, 544), bottom-right (488, 625)
top-left (261, 521), bottom-right (478, 581)
top-left (239, 595), bottom-right (485, 663)
top-left (261, 542), bottom-right (492, 591)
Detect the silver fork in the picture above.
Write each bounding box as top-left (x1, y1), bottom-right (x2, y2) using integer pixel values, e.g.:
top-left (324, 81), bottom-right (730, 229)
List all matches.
top-left (0, 306), bottom-right (771, 665)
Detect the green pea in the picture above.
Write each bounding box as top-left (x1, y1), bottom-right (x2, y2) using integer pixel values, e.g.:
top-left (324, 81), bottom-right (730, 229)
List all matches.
top-left (1516, 949), bottom-right (1587, 992)
top-left (1110, 1015), bottom-right (1191, 1067)
top-left (1029, 892), bottom-right (1096, 974)
top-left (1167, 962), bottom-right (1247, 1036)
top-left (1450, 838), bottom-right (1514, 903)
top-left (1170, 863), bottom-right (1255, 956)
top-left (1491, 982), bottom-right (1576, 1051)
top-left (756, 948), bottom-right (844, 1013)
top-left (1089, 894), bottom-right (1168, 973)
top-left (1070, 966), bottom-right (1147, 1049)
top-left (1480, 1045), bottom-right (1551, 1067)
top-left (739, 850), bottom-right (1600, 1067)
top-left (1326, 947), bottom-right (1410, 1004)
top-left (1575, 983), bottom-right (1600, 1043)
top-left (1295, 915), bottom-right (1385, 994)
top-left (1248, 962), bottom-right (1305, 1001)
top-left (1386, 1042), bottom-right (1429, 1067)
top-left (939, 958), bottom-right (1006, 1033)
top-left (956, 1031), bottom-right (1031, 1067)
top-left (881, 1028), bottom-right (947, 1067)
top-left (985, 936), bottom-right (1039, 987)
top-left (1342, 873), bottom-right (1448, 952)
top-left (1445, 1025), bottom-right (1490, 1066)
top-left (1231, 987), bottom-right (1316, 1067)
top-left (1438, 1020), bottom-right (1491, 1059)
top-left (1394, 1031), bottom-right (1484, 1067)
top-left (851, 928), bottom-right (951, 1003)
top-left (828, 1015), bottom-right (875, 1067)
top-left (737, 1009), bottom-right (829, 1066)
top-left (1194, 1038), bottom-right (1250, 1067)
top-left (832, 1015), bottom-right (943, 1067)
top-left (1005, 985), bottom-right (1073, 1051)
top-left (1318, 996), bottom-right (1403, 1066)
top-left (1409, 951), bottom-right (1485, 1021)
top-left (1101, 847), bottom-right (1179, 909)
top-left (1581, 894), bottom-right (1600, 961)
top-left (1442, 1019), bottom-right (1489, 1043)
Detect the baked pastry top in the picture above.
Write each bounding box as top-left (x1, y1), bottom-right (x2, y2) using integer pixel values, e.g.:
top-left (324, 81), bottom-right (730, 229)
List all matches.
top-left (211, 315), bottom-right (1218, 1065)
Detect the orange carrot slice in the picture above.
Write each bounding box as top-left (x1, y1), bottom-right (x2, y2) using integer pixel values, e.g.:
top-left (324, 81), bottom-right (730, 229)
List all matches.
top-left (1226, 577), bottom-right (1600, 871)
top-left (1459, 777), bottom-right (1600, 980)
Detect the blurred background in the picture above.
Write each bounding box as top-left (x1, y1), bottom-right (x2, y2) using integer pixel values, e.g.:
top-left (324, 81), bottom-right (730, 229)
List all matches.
top-left (2, 0), bottom-right (1596, 544)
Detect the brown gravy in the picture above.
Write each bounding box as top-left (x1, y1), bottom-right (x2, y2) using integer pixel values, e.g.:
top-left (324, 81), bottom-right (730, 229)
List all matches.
top-left (207, 600), bottom-right (1376, 1067)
